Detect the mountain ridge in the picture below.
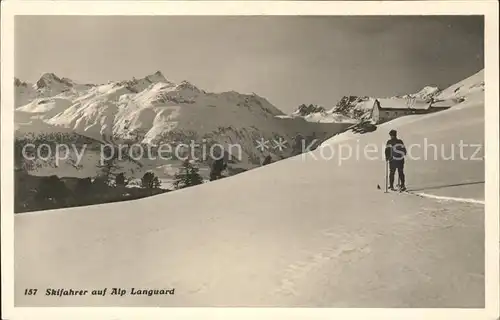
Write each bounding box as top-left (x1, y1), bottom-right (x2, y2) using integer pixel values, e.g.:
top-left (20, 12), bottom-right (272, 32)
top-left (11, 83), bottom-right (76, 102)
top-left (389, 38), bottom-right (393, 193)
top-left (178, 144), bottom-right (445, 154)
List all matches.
top-left (14, 71), bottom-right (350, 181)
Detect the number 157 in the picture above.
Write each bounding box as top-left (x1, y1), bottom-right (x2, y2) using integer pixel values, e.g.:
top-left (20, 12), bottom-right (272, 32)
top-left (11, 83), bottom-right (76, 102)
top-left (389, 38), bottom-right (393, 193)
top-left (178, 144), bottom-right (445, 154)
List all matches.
top-left (24, 289), bottom-right (38, 295)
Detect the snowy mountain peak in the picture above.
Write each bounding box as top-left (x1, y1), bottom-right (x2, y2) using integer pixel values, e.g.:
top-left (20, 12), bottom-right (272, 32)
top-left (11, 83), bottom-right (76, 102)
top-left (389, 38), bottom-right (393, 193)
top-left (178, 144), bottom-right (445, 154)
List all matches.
top-left (277, 101), bottom-right (357, 124)
top-left (15, 77), bottom-right (28, 87)
top-left (293, 104), bottom-right (326, 117)
top-left (37, 72), bottom-right (60, 82)
top-left (143, 70), bottom-right (168, 84)
top-left (419, 86), bottom-right (439, 94)
top-left (176, 80), bottom-right (201, 92)
top-left (408, 86), bottom-right (440, 101)
top-left (35, 72), bottom-right (73, 90)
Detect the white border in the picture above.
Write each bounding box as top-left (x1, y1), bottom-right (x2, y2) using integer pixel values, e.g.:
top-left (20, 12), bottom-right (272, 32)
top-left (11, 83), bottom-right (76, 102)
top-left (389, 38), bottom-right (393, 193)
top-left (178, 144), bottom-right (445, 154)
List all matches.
top-left (1, 1), bottom-right (499, 320)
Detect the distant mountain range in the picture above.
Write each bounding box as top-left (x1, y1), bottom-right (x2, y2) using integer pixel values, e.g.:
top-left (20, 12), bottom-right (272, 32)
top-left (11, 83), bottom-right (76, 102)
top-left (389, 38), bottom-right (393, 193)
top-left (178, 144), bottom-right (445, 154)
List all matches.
top-left (14, 71), bottom-right (351, 182)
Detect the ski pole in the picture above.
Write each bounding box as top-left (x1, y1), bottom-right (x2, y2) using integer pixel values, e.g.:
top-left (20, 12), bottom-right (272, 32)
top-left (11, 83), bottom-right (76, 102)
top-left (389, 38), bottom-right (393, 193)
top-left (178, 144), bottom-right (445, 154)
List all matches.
top-left (385, 161), bottom-right (388, 193)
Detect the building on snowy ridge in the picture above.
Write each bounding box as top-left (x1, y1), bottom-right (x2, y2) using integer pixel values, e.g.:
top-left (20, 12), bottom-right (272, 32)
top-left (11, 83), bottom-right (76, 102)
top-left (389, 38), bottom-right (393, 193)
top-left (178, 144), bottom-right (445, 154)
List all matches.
top-left (370, 97), bottom-right (451, 124)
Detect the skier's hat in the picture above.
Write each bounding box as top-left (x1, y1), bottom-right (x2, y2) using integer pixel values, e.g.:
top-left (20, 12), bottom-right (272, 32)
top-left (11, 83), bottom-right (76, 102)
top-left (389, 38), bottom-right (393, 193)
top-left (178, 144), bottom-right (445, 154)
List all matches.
top-left (389, 129), bottom-right (397, 136)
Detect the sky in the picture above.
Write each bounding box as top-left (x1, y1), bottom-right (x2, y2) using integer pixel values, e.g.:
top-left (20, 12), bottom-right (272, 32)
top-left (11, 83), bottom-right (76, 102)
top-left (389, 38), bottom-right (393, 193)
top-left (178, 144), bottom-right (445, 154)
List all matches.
top-left (15, 15), bottom-right (484, 112)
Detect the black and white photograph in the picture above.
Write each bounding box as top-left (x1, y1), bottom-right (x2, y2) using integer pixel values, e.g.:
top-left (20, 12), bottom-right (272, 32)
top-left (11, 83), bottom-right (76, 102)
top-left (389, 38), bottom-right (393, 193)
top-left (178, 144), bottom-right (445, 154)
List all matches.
top-left (1, 1), bottom-right (499, 319)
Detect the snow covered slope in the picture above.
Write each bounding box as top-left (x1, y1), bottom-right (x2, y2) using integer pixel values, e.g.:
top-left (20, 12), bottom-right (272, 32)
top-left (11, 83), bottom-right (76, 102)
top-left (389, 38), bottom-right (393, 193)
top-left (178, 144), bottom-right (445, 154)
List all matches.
top-left (434, 69), bottom-right (485, 102)
top-left (14, 71), bottom-right (484, 307)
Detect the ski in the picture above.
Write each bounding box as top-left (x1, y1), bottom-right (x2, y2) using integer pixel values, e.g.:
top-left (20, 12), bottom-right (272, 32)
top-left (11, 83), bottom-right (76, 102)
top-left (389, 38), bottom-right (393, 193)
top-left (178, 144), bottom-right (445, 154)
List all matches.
top-left (386, 187), bottom-right (408, 193)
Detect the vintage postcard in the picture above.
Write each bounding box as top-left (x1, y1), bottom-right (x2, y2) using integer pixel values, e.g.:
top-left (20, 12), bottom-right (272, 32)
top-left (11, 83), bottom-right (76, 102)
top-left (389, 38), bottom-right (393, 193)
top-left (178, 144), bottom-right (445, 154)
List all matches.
top-left (1, 1), bottom-right (499, 319)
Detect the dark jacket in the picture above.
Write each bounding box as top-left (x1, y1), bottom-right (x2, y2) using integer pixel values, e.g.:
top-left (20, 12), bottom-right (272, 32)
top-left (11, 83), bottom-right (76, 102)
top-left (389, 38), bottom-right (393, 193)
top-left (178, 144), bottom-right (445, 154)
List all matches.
top-left (385, 138), bottom-right (407, 162)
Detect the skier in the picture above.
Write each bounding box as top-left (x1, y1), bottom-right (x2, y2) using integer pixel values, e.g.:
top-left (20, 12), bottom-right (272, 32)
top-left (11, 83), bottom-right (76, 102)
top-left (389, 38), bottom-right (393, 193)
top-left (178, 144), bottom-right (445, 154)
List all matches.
top-left (384, 129), bottom-right (407, 191)
top-left (209, 157), bottom-right (227, 181)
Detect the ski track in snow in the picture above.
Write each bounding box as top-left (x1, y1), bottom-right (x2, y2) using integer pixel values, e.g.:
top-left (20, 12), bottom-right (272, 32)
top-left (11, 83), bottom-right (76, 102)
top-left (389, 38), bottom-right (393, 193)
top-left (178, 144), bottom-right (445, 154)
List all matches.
top-left (275, 238), bottom-right (372, 298)
top-left (405, 191), bottom-right (485, 205)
